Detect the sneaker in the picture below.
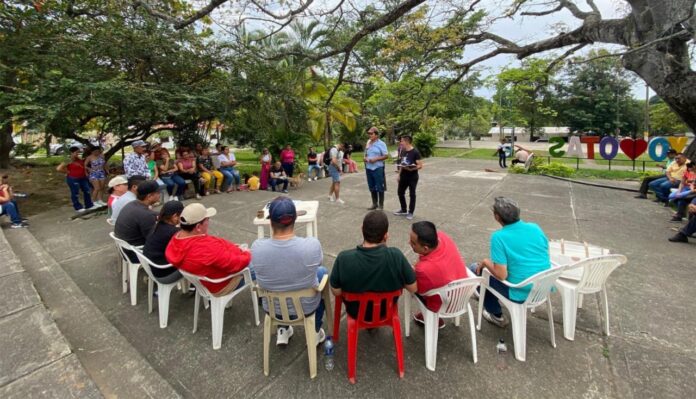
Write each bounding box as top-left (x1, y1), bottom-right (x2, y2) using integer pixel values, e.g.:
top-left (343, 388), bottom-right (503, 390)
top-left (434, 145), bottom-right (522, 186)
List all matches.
top-left (21, 218), bottom-right (29, 224)
top-left (668, 233), bottom-right (689, 243)
top-left (329, 195), bottom-right (335, 202)
top-left (282, 189), bottom-right (288, 193)
top-left (314, 177), bottom-right (318, 181)
top-left (87, 205), bottom-right (100, 211)
top-left (670, 215), bottom-right (683, 222)
top-left (276, 326), bottom-right (294, 346)
top-left (76, 208), bottom-right (87, 213)
top-left (336, 198), bottom-right (345, 204)
top-left (634, 194), bottom-right (647, 199)
top-left (406, 213), bottom-right (414, 220)
top-left (367, 204), bottom-right (378, 210)
top-left (393, 210), bottom-right (408, 216)
top-left (195, 194), bottom-right (201, 200)
top-left (315, 328), bottom-right (326, 345)
top-left (10, 223), bottom-right (26, 229)
top-left (482, 309), bottom-right (508, 328)
top-left (308, 178), bottom-right (312, 182)
top-left (413, 312), bottom-right (445, 329)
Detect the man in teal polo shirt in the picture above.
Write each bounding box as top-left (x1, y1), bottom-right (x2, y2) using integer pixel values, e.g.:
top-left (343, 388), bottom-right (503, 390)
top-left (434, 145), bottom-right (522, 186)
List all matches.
top-left (470, 197), bottom-right (550, 327)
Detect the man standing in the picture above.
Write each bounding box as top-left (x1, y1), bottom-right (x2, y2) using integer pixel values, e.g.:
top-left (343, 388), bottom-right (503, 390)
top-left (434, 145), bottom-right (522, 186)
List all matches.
top-left (252, 197), bottom-right (327, 345)
top-left (636, 149), bottom-right (677, 199)
top-left (364, 127), bottom-right (389, 210)
top-left (123, 140), bottom-right (150, 179)
top-left (327, 143), bottom-right (345, 204)
top-left (0, 174), bottom-right (28, 228)
top-left (330, 210), bottom-right (417, 319)
top-left (166, 203), bottom-right (251, 296)
top-left (409, 221), bottom-right (468, 328)
top-left (394, 135), bottom-right (423, 220)
top-left (114, 181), bottom-right (160, 262)
top-left (111, 176), bottom-right (145, 222)
top-left (470, 197), bottom-right (550, 327)
top-left (649, 153), bottom-right (688, 204)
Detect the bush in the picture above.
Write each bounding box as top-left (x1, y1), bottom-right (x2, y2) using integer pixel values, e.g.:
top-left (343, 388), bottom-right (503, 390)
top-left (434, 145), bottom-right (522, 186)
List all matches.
top-left (535, 162), bottom-right (576, 178)
top-left (508, 165), bottom-right (526, 174)
top-left (14, 143), bottom-right (37, 159)
top-left (413, 132), bottom-right (437, 158)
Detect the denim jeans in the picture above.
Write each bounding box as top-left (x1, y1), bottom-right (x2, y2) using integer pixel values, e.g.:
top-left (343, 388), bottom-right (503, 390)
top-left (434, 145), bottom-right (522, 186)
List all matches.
top-left (468, 263), bottom-right (522, 317)
top-left (282, 162), bottom-right (294, 178)
top-left (220, 167), bottom-right (240, 188)
top-left (1, 199), bottom-right (22, 224)
top-left (307, 164), bottom-right (321, 179)
top-left (649, 177), bottom-right (679, 201)
top-left (270, 178), bottom-right (288, 191)
top-left (159, 175), bottom-right (176, 195)
top-left (366, 167), bottom-right (386, 192)
top-left (170, 174), bottom-right (187, 196)
top-left (277, 266), bottom-right (327, 333)
top-left (66, 176), bottom-right (94, 210)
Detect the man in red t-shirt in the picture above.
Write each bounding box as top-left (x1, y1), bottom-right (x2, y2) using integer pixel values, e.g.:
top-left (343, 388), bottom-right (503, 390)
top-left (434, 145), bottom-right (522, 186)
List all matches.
top-left (409, 221), bottom-right (468, 328)
top-left (166, 203), bottom-right (251, 295)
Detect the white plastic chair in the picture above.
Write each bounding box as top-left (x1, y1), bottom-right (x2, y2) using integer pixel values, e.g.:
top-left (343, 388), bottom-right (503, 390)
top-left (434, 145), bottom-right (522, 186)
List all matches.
top-left (549, 239), bottom-right (611, 308)
top-left (109, 232), bottom-right (142, 305)
top-left (477, 267), bottom-right (564, 362)
top-left (254, 275), bottom-right (331, 379)
top-left (132, 249), bottom-right (186, 328)
top-left (555, 254), bottom-right (627, 341)
top-left (404, 277), bottom-right (482, 370)
top-left (180, 268), bottom-right (260, 350)
top-left (106, 218), bottom-right (115, 226)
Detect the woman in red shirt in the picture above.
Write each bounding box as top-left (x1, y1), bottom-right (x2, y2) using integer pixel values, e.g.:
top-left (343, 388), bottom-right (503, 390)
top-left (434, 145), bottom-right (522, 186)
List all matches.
top-left (279, 144), bottom-right (295, 178)
top-left (56, 146), bottom-right (96, 212)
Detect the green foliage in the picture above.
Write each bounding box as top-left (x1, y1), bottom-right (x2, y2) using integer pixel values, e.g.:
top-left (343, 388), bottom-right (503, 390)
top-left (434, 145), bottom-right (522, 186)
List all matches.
top-left (650, 101), bottom-right (688, 134)
top-left (13, 143), bottom-right (37, 159)
top-left (534, 162), bottom-right (576, 178)
top-left (413, 132), bottom-right (437, 158)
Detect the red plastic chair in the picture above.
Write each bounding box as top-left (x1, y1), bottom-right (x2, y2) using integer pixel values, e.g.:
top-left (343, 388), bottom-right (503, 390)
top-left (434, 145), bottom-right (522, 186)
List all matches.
top-left (333, 290), bottom-right (404, 384)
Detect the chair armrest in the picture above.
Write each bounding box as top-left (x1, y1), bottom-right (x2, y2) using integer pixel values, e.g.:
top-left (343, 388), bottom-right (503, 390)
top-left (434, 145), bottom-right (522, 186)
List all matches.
top-left (199, 267), bottom-right (249, 284)
top-left (315, 274), bottom-right (328, 292)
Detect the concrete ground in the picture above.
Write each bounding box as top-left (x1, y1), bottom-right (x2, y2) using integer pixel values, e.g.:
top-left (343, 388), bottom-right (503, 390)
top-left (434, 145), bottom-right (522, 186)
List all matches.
top-left (4, 157), bottom-right (695, 398)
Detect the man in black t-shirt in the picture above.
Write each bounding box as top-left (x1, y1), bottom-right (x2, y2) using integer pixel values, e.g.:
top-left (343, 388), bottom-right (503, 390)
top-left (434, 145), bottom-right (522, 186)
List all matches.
top-left (393, 135), bottom-right (423, 220)
top-left (307, 147), bottom-right (321, 181)
top-left (330, 210), bottom-right (417, 319)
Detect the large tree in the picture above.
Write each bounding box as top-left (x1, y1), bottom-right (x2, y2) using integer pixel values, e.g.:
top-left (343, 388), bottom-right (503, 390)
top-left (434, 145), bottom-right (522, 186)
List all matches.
top-left (139, 0), bottom-right (696, 156)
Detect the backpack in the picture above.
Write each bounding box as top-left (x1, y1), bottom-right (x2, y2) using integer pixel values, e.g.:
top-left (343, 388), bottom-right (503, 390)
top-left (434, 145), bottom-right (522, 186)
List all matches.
top-left (323, 147), bottom-right (333, 166)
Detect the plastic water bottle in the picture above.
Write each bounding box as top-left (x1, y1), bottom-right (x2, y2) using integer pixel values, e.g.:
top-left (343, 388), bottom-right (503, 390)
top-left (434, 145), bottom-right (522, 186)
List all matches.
top-left (324, 336), bottom-right (335, 371)
top-left (496, 338), bottom-right (508, 370)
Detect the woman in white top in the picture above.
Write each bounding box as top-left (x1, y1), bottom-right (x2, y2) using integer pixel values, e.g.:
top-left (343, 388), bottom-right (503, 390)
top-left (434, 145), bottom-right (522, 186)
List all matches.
top-left (218, 146), bottom-right (241, 192)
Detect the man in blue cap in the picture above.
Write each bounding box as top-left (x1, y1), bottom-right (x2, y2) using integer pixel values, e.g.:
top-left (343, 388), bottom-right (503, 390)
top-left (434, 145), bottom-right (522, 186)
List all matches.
top-left (123, 140), bottom-right (149, 179)
top-left (251, 196), bottom-right (327, 346)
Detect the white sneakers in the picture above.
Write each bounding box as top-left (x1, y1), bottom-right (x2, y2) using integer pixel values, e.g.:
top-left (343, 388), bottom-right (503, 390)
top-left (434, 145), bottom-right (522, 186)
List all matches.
top-left (276, 326), bottom-right (294, 346)
top-left (276, 326), bottom-right (326, 346)
top-left (336, 198), bottom-right (345, 204)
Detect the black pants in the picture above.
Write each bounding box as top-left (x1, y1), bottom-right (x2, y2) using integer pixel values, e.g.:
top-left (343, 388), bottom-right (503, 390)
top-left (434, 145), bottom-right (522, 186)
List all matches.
top-left (397, 172), bottom-right (419, 214)
top-left (498, 152), bottom-right (507, 168)
top-left (178, 172), bottom-right (202, 196)
top-left (639, 174), bottom-right (663, 196)
top-left (681, 213), bottom-right (696, 236)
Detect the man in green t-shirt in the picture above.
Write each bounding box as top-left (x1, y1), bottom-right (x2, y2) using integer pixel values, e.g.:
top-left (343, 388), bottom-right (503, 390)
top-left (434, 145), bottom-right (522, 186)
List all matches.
top-left (330, 210), bottom-right (417, 319)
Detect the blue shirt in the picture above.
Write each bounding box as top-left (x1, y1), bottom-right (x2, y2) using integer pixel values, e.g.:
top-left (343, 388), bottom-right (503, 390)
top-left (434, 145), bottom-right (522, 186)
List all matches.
top-left (364, 139), bottom-right (388, 170)
top-left (490, 220), bottom-right (550, 302)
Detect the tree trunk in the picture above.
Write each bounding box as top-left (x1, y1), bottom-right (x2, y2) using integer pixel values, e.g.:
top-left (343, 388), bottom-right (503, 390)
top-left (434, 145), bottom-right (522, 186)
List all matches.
top-left (323, 111), bottom-right (331, 149)
top-left (0, 119), bottom-right (12, 169)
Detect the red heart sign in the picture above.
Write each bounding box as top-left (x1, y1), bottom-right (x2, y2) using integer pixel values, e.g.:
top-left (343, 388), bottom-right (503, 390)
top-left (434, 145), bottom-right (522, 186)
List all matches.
top-left (619, 138), bottom-right (648, 160)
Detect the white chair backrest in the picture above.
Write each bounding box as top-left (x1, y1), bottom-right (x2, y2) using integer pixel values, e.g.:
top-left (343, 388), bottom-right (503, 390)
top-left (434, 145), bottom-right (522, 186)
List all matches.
top-left (423, 277), bottom-right (482, 317)
top-left (133, 249), bottom-right (175, 282)
top-left (109, 232), bottom-right (139, 265)
top-left (179, 270), bottom-right (216, 299)
top-left (518, 267), bottom-right (565, 308)
top-left (562, 255), bottom-right (627, 294)
top-left (255, 285), bottom-right (317, 323)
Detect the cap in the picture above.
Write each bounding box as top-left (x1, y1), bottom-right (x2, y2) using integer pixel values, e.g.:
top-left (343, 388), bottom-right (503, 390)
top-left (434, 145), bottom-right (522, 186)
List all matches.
top-left (131, 140), bottom-right (147, 148)
top-left (367, 126), bottom-right (379, 134)
top-left (161, 200), bottom-right (184, 217)
top-left (137, 180), bottom-right (160, 197)
top-left (180, 203), bottom-right (217, 225)
top-left (108, 175), bottom-right (128, 188)
top-left (268, 196), bottom-right (296, 225)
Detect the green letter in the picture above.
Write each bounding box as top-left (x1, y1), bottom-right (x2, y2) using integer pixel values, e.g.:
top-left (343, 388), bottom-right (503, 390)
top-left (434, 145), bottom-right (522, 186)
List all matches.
top-left (549, 137), bottom-right (565, 157)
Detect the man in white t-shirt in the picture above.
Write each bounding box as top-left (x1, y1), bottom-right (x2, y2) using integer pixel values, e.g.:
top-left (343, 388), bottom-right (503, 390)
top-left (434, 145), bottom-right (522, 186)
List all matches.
top-left (327, 143), bottom-right (344, 204)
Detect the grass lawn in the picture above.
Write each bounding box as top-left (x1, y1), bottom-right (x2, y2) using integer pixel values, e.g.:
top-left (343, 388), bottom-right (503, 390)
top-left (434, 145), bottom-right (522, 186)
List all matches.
top-left (573, 169), bottom-right (656, 180)
top-left (433, 148), bottom-right (583, 165)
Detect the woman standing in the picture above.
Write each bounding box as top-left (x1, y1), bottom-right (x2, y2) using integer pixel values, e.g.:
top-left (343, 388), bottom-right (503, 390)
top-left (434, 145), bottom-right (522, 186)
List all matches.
top-left (279, 144), bottom-right (295, 177)
top-left (85, 146), bottom-right (108, 206)
top-left (57, 146), bottom-right (96, 212)
top-left (259, 148), bottom-right (272, 190)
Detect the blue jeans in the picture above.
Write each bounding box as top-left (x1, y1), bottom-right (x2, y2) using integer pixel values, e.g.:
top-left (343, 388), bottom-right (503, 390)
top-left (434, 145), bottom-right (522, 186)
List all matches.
top-left (270, 178), bottom-right (288, 192)
top-left (159, 175), bottom-right (177, 195)
top-left (66, 176), bottom-right (94, 210)
top-left (649, 177), bottom-right (679, 201)
top-left (1, 200), bottom-right (22, 224)
top-left (220, 167), bottom-right (240, 188)
top-left (468, 263), bottom-right (521, 317)
top-left (366, 167), bottom-right (386, 192)
top-left (170, 174), bottom-right (187, 196)
top-left (282, 162), bottom-right (294, 178)
top-left (277, 266), bottom-right (327, 333)
top-left (307, 164), bottom-right (321, 179)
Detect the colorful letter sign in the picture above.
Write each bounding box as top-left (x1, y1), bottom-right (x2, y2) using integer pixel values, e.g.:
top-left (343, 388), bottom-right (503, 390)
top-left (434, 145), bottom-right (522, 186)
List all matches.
top-left (548, 136), bottom-right (688, 162)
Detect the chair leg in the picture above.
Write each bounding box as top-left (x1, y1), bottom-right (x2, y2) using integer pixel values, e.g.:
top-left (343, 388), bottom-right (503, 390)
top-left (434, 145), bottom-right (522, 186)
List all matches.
top-left (121, 260), bottom-right (128, 294)
top-left (467, 304), bottom-right (478, 364)
top-left (508, 305), bottom-right (527, 361)
top-left (158, 284), bottom-right (175, 329)
top-left (577, 293), bottom-right (584, 308)
top-left (424, 311), bottom-right (439, 371)
top-left (546, 298), bottom-right (556, 348)
top-left (347, 318), bottom-right (358, 384)
top-left (392, 315), bottom-right (405, 378)
top-left (193, 292), bottom-right (200, 333)
top-left (404, 292), bottom-right (411, 337)
top-left (600, 288), bottom-right (610, 336)
top-left (129, 264), bottom-right (139, 306)
top-left (148, 278), bottom-right (154, 314)
top-left (305, 316), bottom-right (317, 379)
top-left (263, 315), bottom-right (271, 376)
top-left (333, 297), bottom-right (342, 342)
top-left (210, 299), bottom-right (226, 350)
top-left (476, 286), bottom-right (486, 331)
top-left (455, 315), bottom-right (461, 327)
top-left (322, 288), bottom-right (333, 337)
top-left (559, 286), bottom-right (578, 341)
top-left (250, 286), bottom-right (260, 326)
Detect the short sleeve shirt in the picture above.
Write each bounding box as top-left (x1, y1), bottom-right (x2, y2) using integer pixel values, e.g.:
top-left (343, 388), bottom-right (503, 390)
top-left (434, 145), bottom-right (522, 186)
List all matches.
top-left (490, 220), bottom-right (550, 302)
top-left (415, 231), bottom-right (469, 312)
top-left (123, 153), bottom-right (149, 178)
top-left (197, 156), bottom-right (214, 171)
top-left (218, 153), bottom-right (236, 167)
top-left (329, 147), bottom-right (342, 168)
top-left (365, 139), bottom-right (388, 170)
top-left (667, 162), bottom-right (687, 181)
top-left (399, 148), bottom-right (421, 175)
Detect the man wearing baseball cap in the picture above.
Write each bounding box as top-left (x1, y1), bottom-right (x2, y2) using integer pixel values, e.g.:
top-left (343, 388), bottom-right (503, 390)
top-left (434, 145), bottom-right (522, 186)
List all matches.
top-left (106, 175), bottom-right (128, 217)
top-left (251, 196), bottom-right (327, 345)
top-left (123, 140), bottom-right (149, 179)
top-left (166, 203), bottom-right (251, 295)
